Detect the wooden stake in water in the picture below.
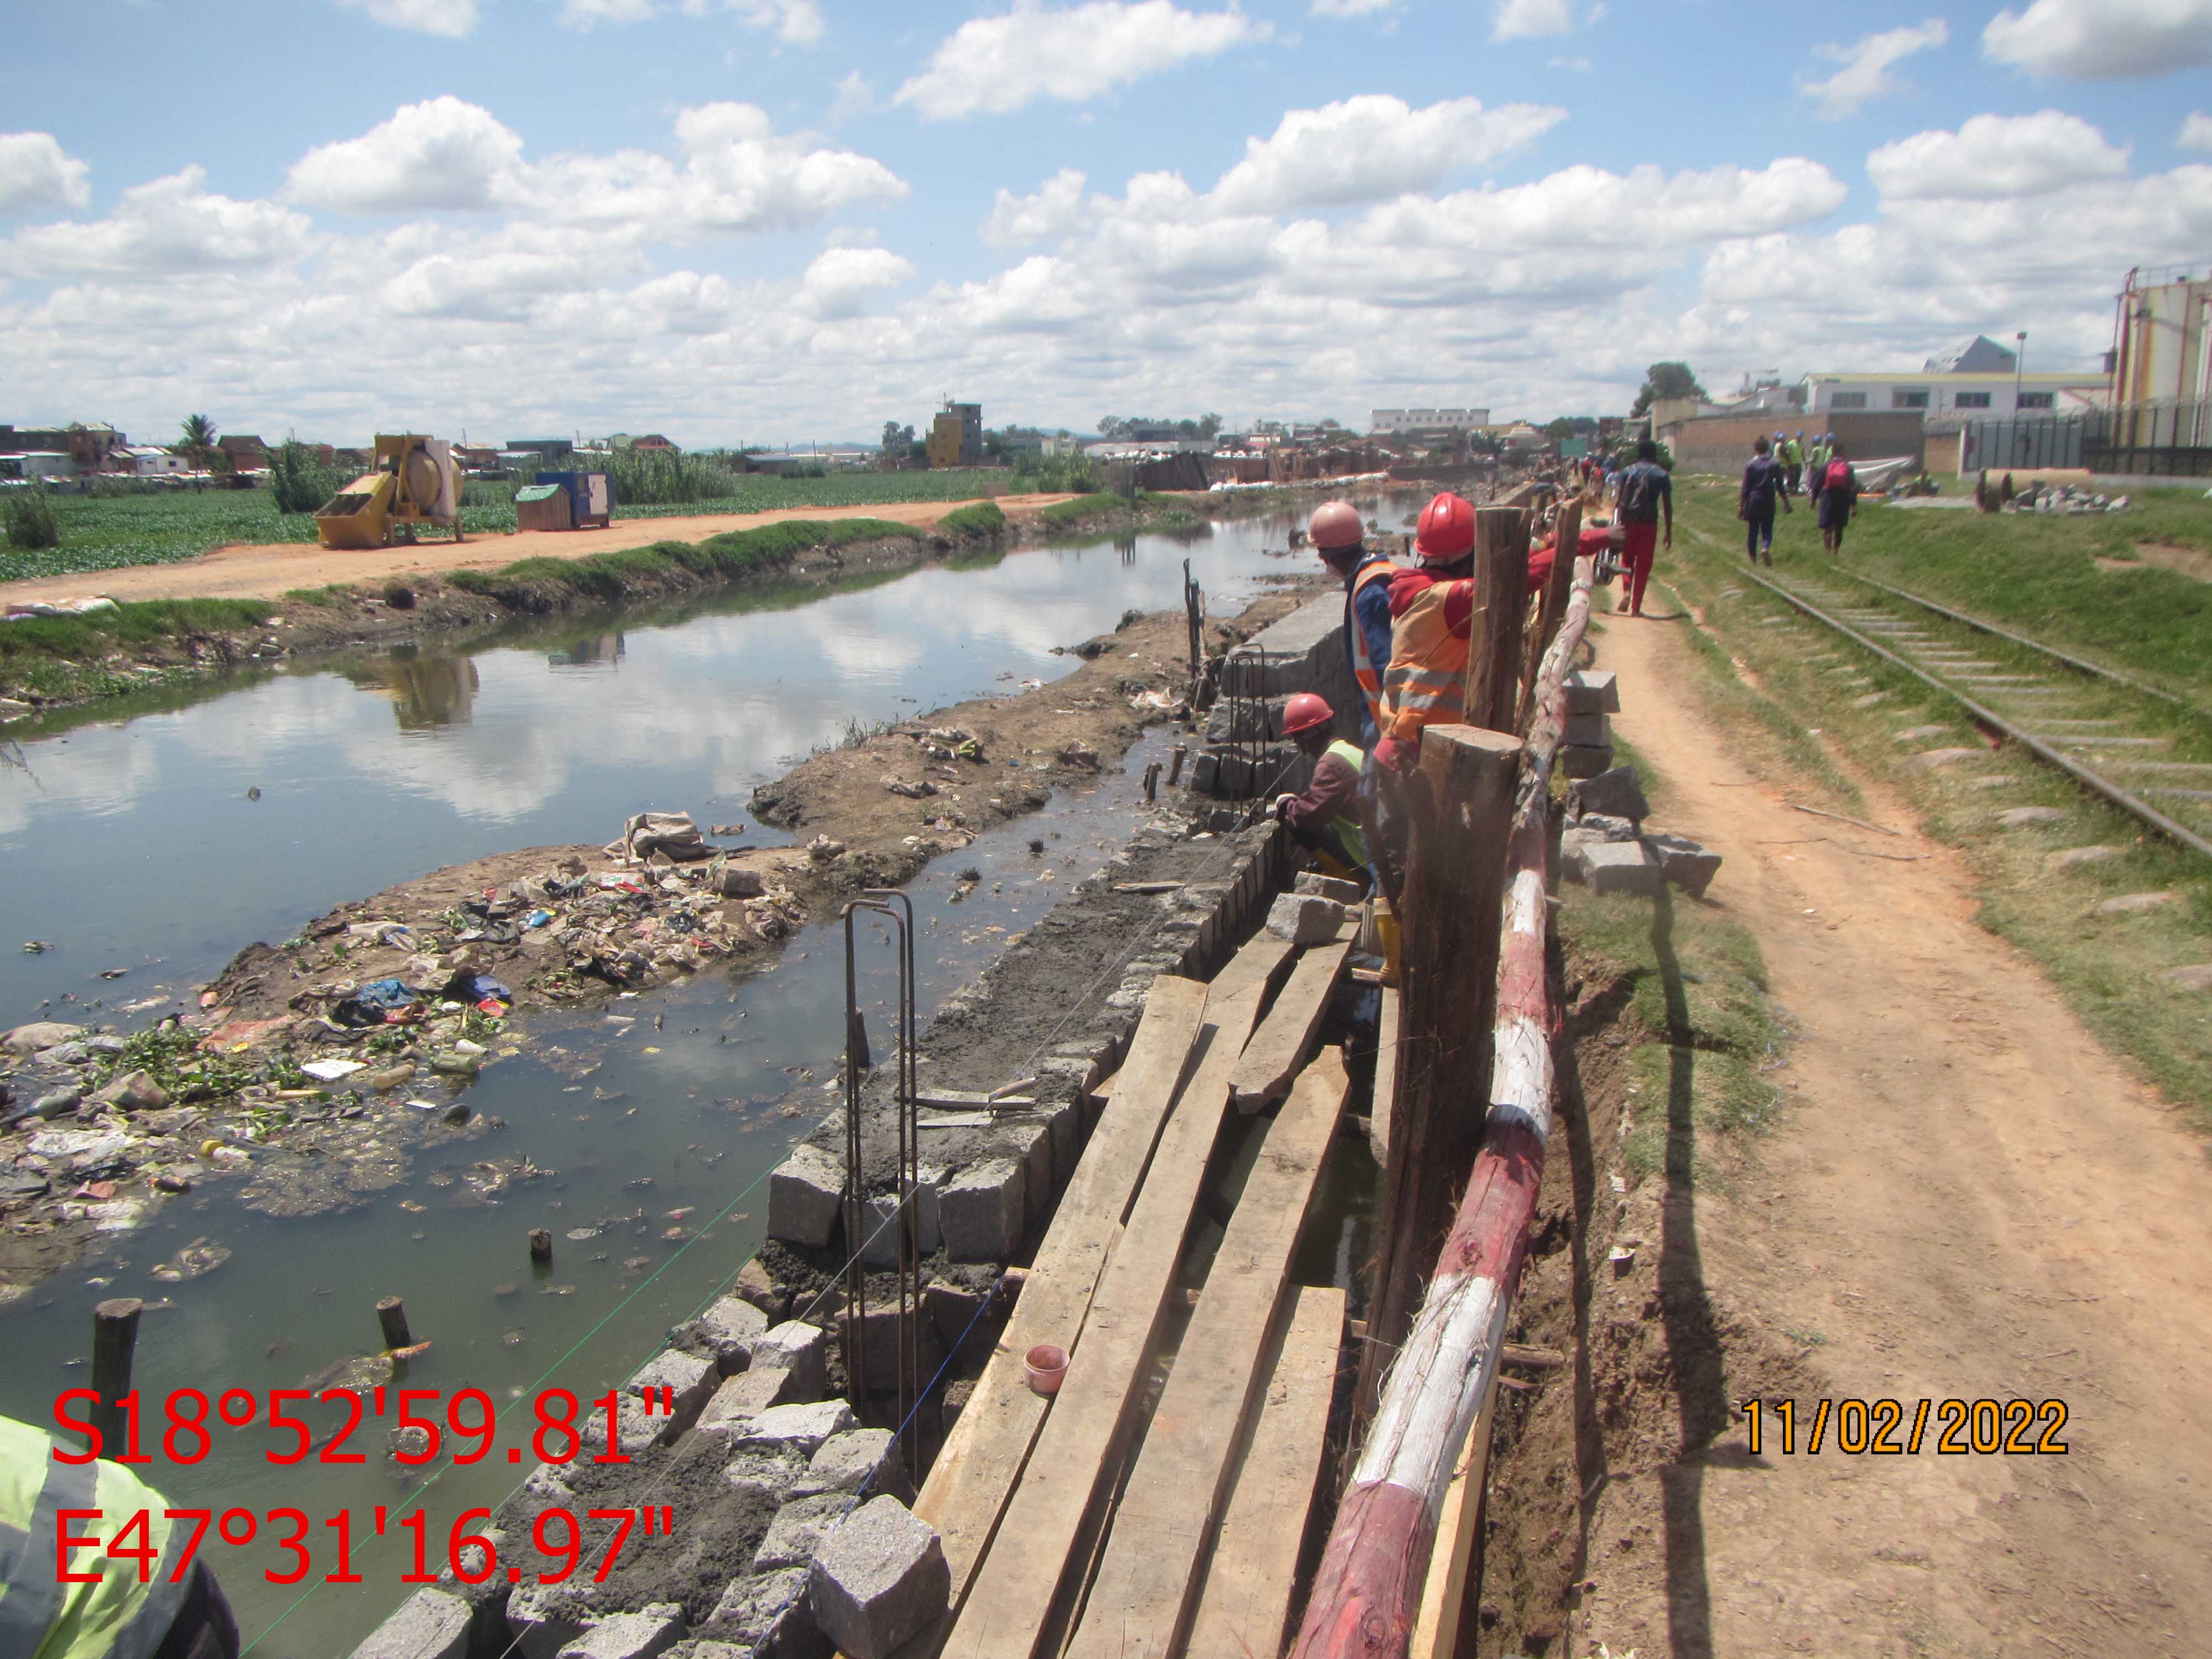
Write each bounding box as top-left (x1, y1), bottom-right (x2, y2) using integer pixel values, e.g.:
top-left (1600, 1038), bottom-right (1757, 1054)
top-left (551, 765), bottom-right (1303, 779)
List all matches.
top-left (91, 1298), bottom-right (142, 1455)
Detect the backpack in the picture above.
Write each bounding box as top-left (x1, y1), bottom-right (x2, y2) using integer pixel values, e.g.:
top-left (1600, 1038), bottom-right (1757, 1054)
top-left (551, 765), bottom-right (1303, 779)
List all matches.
top-left (1618, 463), bottom-right (1664, 522)
top-left (1825, 459), bottom-right (1852, 492)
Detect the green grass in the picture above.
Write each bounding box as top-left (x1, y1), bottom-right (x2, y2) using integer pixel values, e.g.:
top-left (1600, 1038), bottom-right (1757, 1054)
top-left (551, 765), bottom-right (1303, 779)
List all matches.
top-left (936, 501), bottom-right (1008, 538)
top-left (1035, 493), bottom-right (1123, 527)
top-left (1563, 886), bottom-right (1791, 1191)
top-left (2, 471), bottom-right (1019, 584)
top-left (1662, 481), bottom-right (2212, 1124)
top-left (1733, 483), bottom-right (2212, 697)
top-left (446, 518), bottom-right (924, 610)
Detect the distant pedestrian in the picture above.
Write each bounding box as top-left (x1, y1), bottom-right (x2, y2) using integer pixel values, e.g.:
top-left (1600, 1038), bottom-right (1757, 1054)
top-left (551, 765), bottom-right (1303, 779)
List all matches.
top-left (1739, 435), bottom-right (1790, 565)
top-left (1818, 441), bottom-right (1859, 555)
top-left (1784, 430), bottom-right (1806, 495)
top-left (1806, 431), bottom-right (1831, 511)
top-left (1614, 437), bottom-right (1672, 616)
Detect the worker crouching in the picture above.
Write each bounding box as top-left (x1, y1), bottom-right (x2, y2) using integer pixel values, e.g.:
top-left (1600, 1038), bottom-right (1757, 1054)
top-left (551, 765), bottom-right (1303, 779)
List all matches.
top-left (1270, 693), bottom-right (1370, 885)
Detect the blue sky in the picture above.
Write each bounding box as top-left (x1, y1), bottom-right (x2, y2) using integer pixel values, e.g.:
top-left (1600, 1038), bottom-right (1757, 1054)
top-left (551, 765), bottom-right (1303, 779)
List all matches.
top-left (4, 0), bottom-right (2209, 446)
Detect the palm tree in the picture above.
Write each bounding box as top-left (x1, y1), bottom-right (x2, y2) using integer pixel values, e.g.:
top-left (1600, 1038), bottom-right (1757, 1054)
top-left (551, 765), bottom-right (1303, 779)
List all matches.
top-left (178, 414), bottom-right (219, 471)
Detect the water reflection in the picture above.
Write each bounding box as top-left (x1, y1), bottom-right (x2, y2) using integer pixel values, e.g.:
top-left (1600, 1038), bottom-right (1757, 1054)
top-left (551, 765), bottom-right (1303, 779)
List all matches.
top-left (345, 650), bottom-right (483, 729)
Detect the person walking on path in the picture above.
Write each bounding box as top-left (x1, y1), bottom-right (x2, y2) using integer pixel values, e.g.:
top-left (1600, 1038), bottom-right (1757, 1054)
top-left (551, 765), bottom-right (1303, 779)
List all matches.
top-left (1614, 437), bottom-right (1672, 616)
top-left (1818, 441), bottom-right (1860, 555)
top-left (1739, 435), bottom-right (1790, 565)
top-left (1784, 430), bottom-right (1806, 495)
top-left (1807, 432), bottom-right (1832, 504)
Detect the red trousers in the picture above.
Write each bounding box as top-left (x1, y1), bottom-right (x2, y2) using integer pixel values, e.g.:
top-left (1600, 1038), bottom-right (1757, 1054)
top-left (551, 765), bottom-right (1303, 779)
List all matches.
top-left (1620, 521), bottom-right (1658, 614)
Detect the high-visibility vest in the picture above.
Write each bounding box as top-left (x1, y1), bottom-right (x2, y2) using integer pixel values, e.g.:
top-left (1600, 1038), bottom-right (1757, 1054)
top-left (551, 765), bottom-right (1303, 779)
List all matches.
top-left (1383, 579), bottom-right (1469, 743)
top-left (1344, 557), bottom-right (1395, 738)
top-left (1, 1414), bottom-right (190, 1659)
top-left (1321, 739), bottom-right (1370, 866)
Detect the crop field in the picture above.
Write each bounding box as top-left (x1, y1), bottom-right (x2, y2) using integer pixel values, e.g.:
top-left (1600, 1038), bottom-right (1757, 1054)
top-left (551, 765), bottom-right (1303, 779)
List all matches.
top-left (1, 470), bottom-right (1022, 585)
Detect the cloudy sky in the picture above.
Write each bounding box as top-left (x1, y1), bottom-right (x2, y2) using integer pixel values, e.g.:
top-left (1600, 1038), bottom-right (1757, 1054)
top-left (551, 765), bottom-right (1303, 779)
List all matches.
top-left (5, 0), bottom-right (2209, 446)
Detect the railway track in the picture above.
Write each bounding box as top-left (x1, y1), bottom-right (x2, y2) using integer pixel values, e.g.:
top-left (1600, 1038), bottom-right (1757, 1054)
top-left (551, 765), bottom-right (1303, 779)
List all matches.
top-left (1731, 563), bottom-right (2212, 862)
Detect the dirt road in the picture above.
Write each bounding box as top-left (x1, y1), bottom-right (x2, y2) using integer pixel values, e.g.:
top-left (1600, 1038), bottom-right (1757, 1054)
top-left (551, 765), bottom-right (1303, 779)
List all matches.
top-left (0, 494), bottom-right (1082, 607)
top-left (1577, 610), bottom-right (2212, 1657)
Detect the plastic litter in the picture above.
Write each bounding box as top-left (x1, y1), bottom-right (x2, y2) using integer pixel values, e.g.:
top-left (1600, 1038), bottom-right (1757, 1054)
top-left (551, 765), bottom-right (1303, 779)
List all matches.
top-left (299, 1058), bottom-right (366, 1081)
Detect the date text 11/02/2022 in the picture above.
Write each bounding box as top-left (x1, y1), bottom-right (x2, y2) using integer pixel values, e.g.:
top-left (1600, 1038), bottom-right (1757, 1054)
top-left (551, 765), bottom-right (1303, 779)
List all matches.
top-left (56, 1503), bottom-right (678, 1588)
top-left (50, 1383), bottom-right (679, 1467)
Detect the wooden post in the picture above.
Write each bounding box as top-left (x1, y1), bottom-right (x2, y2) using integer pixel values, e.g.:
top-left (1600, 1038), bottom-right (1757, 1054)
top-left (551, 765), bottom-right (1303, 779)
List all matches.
top-left (1144, 761), bottom-right (1162, 802)
top-left (91, 1298), bottom-right (142, 1455)
top-left (1168, 743), bottom-right (1187, 786)
top-left (529, 1228), bottom-right (553, 1265)
top-left (1467, 509), bottom-right (1529, 735)
top-left (1353, 726), bottom-right (1521, 1441)
top-left (1519, 496), bottom-right (1582, 732)
top-left (377, 1296), bottom-right (413, 1350)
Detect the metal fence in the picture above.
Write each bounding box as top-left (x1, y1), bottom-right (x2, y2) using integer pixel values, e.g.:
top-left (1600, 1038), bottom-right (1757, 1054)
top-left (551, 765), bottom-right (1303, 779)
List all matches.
top-left (1954, 401), bottom-right (2212, 478)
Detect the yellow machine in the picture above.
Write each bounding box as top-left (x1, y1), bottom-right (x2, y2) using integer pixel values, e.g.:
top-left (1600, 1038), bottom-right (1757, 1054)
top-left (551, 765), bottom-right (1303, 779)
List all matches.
top-left (313, 435), bottom-right (463, 550)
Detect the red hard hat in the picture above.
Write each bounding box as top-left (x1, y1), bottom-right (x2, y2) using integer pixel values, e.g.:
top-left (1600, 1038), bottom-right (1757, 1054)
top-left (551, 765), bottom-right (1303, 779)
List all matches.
top-left (1281, 692), bottom-right (1334, 735)
top-left (1415, 492), bottom-right (1475, 565)
top-left (1308, 500), bottom-right (1364, 552)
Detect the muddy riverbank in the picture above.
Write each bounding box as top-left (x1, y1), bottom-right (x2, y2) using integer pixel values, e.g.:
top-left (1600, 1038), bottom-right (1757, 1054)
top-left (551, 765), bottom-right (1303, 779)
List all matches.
top-left (0, 583), bottom-right (1321, 1295)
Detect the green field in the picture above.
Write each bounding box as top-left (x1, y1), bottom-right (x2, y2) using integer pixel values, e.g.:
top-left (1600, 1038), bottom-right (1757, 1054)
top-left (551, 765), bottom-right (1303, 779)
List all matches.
top-left (1, 470), bottom-right (1024, 585)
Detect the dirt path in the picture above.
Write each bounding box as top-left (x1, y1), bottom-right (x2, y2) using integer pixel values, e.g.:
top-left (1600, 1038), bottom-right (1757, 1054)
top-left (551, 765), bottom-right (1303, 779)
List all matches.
top-left (1577, 611), bottom-right (2212, 1658)
top-left (0, 494), bottom-right (1083, 607)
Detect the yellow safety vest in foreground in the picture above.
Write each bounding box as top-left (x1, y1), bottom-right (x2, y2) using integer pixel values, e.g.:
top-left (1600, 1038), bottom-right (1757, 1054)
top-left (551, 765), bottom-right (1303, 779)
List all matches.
top-left (1, 1414), bottom-right (189, 1659)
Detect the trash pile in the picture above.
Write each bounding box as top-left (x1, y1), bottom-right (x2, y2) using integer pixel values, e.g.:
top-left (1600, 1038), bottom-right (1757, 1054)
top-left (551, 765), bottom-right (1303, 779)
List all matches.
top-left (0, 809), bottom-right (806, 1262)
top-left (1984, 478), bottom-right (2131, 514)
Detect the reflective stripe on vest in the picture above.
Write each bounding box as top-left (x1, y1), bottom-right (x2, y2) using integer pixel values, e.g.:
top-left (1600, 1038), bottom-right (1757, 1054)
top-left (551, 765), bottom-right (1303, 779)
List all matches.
top-left (106, 1521), bottom-right (190, 1659)
top-left (1383, 582), bottom-right (1469, 739)
top-left (0, 1454), bottom-right (96, 1653)
top-left (1345, 559), bottom-right (1394, 733)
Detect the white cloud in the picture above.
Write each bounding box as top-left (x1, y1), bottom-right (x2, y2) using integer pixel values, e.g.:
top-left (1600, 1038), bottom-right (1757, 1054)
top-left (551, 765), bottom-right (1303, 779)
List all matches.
top-left (1549, 55), bottom-right (1592, 72)
top-left (1311, 0), bottom-right (1394, 13)
top-left (563, 0), bottom-right (825, 36)
top-left (1491, 0), bottom-right (1573, 43)
top-left (2184, 112), bottom-right (2212, 152)
top-left (1208, 95), bottom-right (1564, 215)
top-left (0, 132), bottom-right (91, 215)
top-left (336, 0), bottom-right (478, 36)
top-left (983, 169), bottom-right (1091, 247)
top-left (286, 97), bottom-right (526, 212)
top-left (707, 0), bottom-right (826, 43)
top-left (801, 246), bottom-right (915, 318)
top-left (894, 2), bottom-right (1272, 121)
top-left (1, 167), bottom-right (313, 278)
top-left (560, 0), bottom-right (658, 23)
top-left (284, 98), bottom-right (904, 236)
top-left (1985, 0), bottom-right (2212, 80)
top-left (830, 71), bottom-right (875, 124)
top-left (1869, 111), bottom-right (2130, 200)
top-left (1797, 19), bottom-right (1948, 119)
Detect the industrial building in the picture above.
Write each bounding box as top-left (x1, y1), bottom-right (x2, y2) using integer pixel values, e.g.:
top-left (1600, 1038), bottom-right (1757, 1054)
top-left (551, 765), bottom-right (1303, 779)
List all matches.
top-left (1369, 407), bottom-right (1491, 435)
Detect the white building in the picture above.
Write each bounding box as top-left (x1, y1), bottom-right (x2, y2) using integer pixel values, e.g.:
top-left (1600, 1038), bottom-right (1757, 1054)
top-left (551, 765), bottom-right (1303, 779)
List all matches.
top-left (1370, 407), bottom-right (1490, 435)
top-left (119, 445), bottom-right (186, 476)
top-left (1802, 336), bottom-right (2105, 419)
top-left (0, 451), bottom-right (78, 484)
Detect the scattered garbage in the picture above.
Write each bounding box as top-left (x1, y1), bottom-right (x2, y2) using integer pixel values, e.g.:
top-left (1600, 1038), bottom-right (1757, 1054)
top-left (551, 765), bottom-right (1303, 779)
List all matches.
top-left (2001, 481), bottom-right (2130, 515)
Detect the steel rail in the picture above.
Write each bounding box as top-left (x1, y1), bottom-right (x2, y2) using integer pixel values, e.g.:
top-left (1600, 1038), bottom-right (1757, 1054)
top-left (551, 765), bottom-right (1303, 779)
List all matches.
top-left (1823, 565), bottom-right (2197, 711)
top-left (1739, 566), bottom-right (2212, 863)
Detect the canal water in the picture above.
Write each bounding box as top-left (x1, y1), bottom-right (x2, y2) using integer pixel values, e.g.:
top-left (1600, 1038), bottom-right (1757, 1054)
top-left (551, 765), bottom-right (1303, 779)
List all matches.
top-left (0, 502), bottom-right (1406, 1653)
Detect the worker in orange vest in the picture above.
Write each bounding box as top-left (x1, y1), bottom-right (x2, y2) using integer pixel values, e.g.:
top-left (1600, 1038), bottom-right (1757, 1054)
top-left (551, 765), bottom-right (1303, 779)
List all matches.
top-left (1374, 492), bottom-right (1478, 773)
top-left (1306, 500), bottom-right (1397, 747)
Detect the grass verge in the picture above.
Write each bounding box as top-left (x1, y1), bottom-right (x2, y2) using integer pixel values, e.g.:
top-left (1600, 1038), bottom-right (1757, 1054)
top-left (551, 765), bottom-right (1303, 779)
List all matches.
top-left (1664, 479), bottom-right (2212, 1125)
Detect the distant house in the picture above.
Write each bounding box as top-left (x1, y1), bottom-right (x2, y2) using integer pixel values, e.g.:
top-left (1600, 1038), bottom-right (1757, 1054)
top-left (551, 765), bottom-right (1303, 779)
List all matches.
top-left (1924, 336), bottom-right (2018, 375)
top-left (926, 402), bottom-right (984, 468)
top-left (219, 435), bottom-right (269, 470)
top-left (608, 433), bottom-right (680, 453)
top-left (120, 446), bottom-right (186, 477)
top-left (0, 424), bottom-right (124, 473)
top-left (504, 437), bottom-right (575, 465)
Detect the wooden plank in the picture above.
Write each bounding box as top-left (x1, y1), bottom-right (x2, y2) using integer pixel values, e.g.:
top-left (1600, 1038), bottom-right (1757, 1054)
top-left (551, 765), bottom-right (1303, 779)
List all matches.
top-left (917, 974), bottom-right (1209, 1603)
top-left (1407, 1375), bottom-right (1498, 1659)
top-left (942, 945), bottom-right (1295, 1659)
top-left (1185, 1285), bottom-right (1349, 1659)
top-left (1060, 1048), bottom-right (1353, 1659)
top-left (1368, 985), bottom-right (1401, 1168)
top-left (1228, 937), bottom-right (1353, 1113)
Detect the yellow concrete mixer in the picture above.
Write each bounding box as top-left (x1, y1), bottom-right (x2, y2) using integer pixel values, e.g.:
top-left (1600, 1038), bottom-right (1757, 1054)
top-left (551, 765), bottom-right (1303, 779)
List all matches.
top-left (312, 434), bottom-right (464, 550)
